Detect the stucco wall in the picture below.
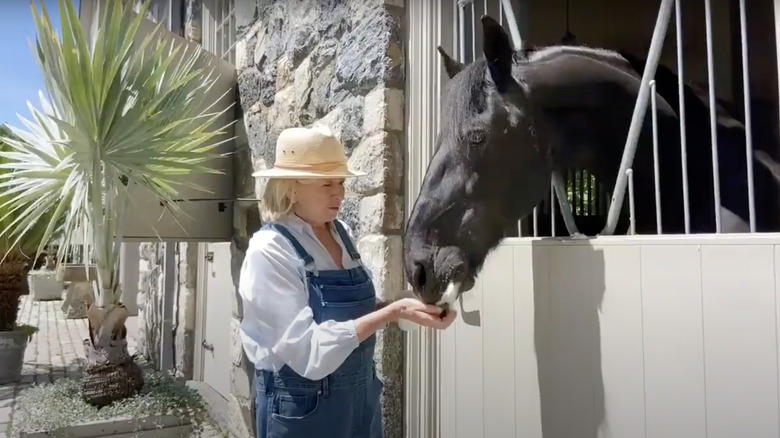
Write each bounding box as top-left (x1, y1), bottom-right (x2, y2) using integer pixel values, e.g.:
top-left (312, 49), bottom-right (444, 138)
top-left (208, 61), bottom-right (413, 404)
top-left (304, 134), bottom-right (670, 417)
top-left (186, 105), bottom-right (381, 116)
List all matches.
top-left (230, 0), bottom-right (407, 436)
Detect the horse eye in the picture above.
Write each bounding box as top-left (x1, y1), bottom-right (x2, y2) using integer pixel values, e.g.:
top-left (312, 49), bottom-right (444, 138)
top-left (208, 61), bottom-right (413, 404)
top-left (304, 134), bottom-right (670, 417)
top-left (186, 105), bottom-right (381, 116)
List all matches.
top-left (466, 130), bottom-right (485, 145)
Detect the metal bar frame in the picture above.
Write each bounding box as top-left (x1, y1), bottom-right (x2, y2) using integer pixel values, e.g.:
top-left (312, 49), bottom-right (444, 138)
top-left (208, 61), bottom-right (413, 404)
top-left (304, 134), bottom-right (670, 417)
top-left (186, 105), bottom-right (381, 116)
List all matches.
top-left (739, 0), bottom-right (756, 232)
top-left (675, 0), bottom-right (692, 234)
top-left (600, 0), bottom-right (675, 235)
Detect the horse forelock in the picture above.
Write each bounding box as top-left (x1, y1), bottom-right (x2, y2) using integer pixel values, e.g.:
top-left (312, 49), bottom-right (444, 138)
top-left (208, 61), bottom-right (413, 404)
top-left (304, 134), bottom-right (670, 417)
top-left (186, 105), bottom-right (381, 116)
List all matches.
top-left (442, 60), bottom-right (490, 129)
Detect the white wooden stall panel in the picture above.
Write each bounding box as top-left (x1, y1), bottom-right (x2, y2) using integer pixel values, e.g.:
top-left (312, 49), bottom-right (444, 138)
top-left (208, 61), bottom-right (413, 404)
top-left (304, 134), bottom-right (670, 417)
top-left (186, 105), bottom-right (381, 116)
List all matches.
top-left (437, 234), bottom-right (780, 438)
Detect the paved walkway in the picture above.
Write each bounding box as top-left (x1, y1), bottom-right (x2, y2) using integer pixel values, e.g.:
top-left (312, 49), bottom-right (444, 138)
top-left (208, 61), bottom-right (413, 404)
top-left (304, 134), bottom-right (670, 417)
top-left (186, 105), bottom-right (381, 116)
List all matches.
top-left (0, 295), bottom-right (138, 438)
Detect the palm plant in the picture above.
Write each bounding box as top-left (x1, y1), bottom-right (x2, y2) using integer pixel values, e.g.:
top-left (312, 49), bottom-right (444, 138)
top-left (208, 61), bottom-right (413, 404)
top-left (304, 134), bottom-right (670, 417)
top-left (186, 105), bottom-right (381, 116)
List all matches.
top-left (0, 0), bottom-right (232, 405)
top-left (0, 124), bottom-right (55, 333)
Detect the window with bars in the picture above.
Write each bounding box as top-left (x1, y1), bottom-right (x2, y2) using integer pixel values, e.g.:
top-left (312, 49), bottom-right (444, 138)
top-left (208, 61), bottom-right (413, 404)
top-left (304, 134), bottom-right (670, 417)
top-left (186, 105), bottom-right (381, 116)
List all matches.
top-left (203, 0), bottom-right (237, 65)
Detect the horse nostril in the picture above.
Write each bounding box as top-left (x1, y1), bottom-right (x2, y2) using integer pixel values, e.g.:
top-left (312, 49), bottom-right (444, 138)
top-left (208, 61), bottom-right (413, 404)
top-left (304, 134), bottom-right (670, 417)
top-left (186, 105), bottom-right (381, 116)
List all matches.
top-left (412, 262), bottom-right (427, 291)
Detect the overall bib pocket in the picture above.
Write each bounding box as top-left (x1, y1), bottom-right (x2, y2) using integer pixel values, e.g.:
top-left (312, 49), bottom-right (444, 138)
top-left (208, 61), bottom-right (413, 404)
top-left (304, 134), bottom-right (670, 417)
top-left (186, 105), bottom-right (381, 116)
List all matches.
top-left (320, 296), bottom-right (377, 321)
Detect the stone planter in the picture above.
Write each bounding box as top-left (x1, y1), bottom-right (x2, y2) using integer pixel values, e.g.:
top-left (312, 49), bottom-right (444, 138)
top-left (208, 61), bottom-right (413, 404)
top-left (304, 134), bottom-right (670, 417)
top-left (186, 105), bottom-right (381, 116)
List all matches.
top-left (28, 270), bottom-right (64, 301)
top-left (0, 329), bottom-right (30, 384)
top-left (19, 415), bottom-right (192, 438)
top-left (60, 264), bottom-right (99, 319)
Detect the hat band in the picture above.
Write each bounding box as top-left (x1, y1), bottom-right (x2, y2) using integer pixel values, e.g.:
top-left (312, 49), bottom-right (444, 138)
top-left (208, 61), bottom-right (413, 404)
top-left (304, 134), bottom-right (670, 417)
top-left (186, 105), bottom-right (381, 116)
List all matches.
top-left (273, 160), bottom-right (348, 172)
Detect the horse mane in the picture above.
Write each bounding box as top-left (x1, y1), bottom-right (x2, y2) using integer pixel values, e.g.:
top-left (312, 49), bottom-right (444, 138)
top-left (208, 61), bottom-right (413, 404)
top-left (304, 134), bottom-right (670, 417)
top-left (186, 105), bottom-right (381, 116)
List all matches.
top-left (514, 44), bottom-right (636, 77)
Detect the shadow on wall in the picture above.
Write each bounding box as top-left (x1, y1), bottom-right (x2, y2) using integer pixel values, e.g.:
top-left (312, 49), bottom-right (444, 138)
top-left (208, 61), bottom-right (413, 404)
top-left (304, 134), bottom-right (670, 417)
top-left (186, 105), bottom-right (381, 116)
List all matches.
top-left (533, 240), bottom-right (605, 438)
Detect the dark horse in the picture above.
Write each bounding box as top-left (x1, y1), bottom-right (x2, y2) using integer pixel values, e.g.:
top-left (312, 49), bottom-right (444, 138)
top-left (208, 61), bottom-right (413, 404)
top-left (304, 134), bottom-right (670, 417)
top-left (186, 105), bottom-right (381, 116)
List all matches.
top-left (403, 15), bottom-right (780, 306)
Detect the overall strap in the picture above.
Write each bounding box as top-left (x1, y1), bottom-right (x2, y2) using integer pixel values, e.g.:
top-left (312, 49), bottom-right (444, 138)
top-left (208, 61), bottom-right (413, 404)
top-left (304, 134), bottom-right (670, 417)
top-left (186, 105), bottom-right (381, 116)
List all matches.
top-left (262, 222), bottom-right (316, 271)
top-left (332, 220), bottom-right (361, 261)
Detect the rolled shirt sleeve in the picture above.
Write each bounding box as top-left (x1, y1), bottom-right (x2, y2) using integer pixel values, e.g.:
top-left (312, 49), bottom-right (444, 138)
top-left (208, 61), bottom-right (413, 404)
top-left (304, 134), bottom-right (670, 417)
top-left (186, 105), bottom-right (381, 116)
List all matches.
top-left (238, 230), bottom-right (360, 381)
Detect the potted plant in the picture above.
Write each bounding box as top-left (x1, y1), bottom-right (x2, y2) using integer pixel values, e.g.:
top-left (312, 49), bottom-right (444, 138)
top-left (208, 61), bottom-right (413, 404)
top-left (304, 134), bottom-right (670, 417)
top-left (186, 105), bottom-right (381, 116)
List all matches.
top-left (0, 0), bottom-right (230, 406)
top-left (0, 125), bottom-right (52, 384)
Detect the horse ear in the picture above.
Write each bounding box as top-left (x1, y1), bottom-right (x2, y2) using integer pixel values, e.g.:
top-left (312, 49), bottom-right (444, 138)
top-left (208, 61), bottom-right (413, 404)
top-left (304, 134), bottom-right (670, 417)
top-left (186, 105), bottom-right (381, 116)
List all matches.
top-left (481, 15), bottom-right (514, 91)
top-left (437, 46), bottom-right (465, 78)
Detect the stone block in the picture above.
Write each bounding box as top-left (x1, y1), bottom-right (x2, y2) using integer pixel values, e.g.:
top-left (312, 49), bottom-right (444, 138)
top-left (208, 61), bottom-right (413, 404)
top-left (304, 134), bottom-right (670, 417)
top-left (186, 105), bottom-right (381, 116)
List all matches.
top-left (267, 87), bottom-right (298, 134)
top-left (184, 0), bottom-right (202, 43)
top-left (334, 8), bottom-right (404, 94)
top-left (375, 325), bottom-right (404, 438)
top-left (174, 328), bottom-right (194, 379)
top-left (230, 356), bottom-right (253, 400)
top-left (235, 0), bottom-right (257, 33)
top-left (237, 67), bottom-right (265, 113)
top-left (317, 98), bottom-right (364, 154)
top-left (275, 54), bottom-right (294, 92)
top-left (235, 38), bottom-right (248, 71)
top-left (345, 131), bottom-right (403, 196)
top-left (253, 27), bottom-right (270, 66)
top-left (364, 86), bottom-right (404, 135)
top-left (360, 193), bottom-right (404, 235)
top-left (138, 242), bottom-right (158, 262)
top-left (338, 196), bottom-right (360, 239)
top-left (232, 146), bottom-right (256, 200)
top-left (230, 317), bottom-right (244, 368)
top-left (293, 56), bottom-right (314, 123)
top-left (245, 112), bottom-right (276, 164)
top-left (380, 374), bottom-right (404, 438)
top-left (356, 235), bottom-right (403, 301)
top-left (228, 395), bottom-right (255, 438)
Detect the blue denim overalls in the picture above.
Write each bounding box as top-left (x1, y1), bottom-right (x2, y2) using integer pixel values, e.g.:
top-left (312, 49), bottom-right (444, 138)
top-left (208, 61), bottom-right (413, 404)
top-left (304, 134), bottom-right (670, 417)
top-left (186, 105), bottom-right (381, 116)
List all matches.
top-left (254, 220), bottom-right (384, 438)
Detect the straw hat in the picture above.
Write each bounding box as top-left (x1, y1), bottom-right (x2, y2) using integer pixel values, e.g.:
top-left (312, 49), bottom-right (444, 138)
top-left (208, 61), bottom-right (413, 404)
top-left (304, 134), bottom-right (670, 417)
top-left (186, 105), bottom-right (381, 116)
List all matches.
top-left (251, 124), bottom-right (367, 179)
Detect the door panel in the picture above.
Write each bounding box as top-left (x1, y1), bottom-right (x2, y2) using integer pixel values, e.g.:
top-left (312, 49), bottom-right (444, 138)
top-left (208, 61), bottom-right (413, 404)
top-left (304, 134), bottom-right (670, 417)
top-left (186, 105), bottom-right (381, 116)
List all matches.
top-left (201, 242), bottom-right (233, 400)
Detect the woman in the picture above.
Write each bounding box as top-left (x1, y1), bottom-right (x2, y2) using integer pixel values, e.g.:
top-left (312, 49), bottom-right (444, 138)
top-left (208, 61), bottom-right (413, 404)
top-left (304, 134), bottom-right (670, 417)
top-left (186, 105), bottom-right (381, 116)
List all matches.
top-left (240, 124), bottom-right (456, 438)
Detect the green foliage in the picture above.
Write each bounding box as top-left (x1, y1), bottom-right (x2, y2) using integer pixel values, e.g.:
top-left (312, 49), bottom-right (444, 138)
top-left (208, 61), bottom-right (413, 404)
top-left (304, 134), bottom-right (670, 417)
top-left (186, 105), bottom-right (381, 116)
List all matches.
top-left (0, 0), bottom-right (232, 306)
top-left (0, 124), bottom-right (58, 260)
top-left (10, 370), bottom-right (213, 437)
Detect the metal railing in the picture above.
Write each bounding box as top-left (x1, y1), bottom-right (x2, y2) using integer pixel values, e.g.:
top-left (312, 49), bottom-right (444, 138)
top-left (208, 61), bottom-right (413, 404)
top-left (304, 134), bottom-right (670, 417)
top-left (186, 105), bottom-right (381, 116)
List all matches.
top-left (454, 0), bottom-right (766, 237)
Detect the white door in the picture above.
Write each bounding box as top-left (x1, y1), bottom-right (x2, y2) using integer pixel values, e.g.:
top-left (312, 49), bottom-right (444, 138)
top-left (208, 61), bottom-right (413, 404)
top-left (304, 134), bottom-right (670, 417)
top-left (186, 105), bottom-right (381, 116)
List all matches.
top-left (200, 242), bottom-right (233, 400)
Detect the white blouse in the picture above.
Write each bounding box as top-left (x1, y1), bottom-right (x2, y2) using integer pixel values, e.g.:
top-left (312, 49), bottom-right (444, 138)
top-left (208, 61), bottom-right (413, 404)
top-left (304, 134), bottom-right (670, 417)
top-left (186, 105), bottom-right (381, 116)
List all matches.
top-left (237, 214), bottom-right (368, 381)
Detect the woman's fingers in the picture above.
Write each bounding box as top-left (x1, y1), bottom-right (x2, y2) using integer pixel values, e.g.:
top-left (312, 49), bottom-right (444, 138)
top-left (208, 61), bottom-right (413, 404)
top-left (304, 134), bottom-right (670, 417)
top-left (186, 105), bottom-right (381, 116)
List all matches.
top-left (408, 309), bottom-right (458, 329)
top-left (396, 298), bottom-right (443, 315)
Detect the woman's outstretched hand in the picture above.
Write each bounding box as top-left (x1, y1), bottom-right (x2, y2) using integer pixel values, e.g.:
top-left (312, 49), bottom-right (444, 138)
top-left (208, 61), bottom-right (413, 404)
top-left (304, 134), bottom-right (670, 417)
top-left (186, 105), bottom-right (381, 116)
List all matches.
top-left (390, 298), bottom-right (457, 330)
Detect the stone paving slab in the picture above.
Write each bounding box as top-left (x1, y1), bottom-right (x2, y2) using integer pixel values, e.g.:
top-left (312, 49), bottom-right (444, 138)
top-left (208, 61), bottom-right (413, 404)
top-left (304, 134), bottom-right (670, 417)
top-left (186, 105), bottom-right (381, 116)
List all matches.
top-left (1, 295), bottom-right (138, 437)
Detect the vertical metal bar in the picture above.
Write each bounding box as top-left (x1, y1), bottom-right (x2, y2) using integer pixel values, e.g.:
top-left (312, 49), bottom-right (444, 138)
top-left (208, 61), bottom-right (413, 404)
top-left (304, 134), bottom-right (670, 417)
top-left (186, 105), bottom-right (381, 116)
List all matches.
top-left (650, 80), bottom-right (663, 234)
top-left (471, 3), bottom-right (476, 62)
top-left (627, 169), bottom-right (636, 235)
top-left (499, 0), bottom-right (504, 25)
top-left (459, 4), bottom-right (466, 61)
top-left (550, 184), bottom-right (556, 236)
top-left (600, 0), bottom-right (674, 235)
top-left (499, 0), bottom-right (524, 49)
top-left (704, 0), bottom-right (722, 233)
top-left (675, 0), bottom-right (691, 234)
top-left (775, 1), bottom-right (780, 187)
top-left (739, 0), bottom-right (756, 232)
top-left (533, 207), bottom-right (538, 237)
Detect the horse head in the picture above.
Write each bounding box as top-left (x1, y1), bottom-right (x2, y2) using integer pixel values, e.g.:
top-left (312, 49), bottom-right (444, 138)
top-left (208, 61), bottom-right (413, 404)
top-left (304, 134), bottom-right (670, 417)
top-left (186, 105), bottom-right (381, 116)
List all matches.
top-left (403, 16), bottom-right (547, 306)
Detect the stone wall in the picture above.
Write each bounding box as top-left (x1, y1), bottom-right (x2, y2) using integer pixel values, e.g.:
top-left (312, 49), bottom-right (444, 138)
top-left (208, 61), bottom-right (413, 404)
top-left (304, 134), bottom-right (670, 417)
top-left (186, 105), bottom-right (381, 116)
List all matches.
top-left (136, 242), bottom-right (164, 366)
top-left (136, 241), bottom-right (198, 379)
top-left (231, 0), bottom-right (407, 436)
top-left (174, 242), bottom-right (199, 379)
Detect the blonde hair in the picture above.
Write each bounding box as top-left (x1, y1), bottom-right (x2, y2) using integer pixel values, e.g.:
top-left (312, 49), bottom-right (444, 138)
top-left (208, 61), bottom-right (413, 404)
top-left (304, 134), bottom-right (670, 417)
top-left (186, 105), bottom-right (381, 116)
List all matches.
top-left (260, 178), bottom-right (317, 222)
